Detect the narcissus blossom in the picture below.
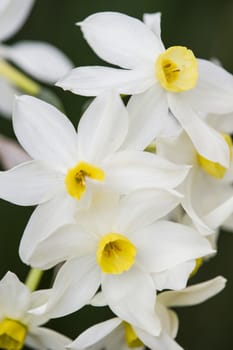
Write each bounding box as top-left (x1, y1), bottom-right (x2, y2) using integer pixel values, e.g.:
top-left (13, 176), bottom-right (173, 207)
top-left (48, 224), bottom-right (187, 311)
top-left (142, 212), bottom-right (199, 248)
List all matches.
top-left (68, 276), bottom-right (226, 350)
top-left (0, 92), bottom-right (190, 261)
top-left (30, 191), bottom-right (213, 335)
top-left (0, 271), bottom-right (71, 350)
top-left (156, 127), bottom-right (233, 235)
top-left (58, 12), bottom-right (233, 167)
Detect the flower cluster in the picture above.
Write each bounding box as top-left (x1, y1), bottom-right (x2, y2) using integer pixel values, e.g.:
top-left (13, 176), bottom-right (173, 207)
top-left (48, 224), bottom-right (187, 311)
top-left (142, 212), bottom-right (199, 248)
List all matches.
top-left (0, 3), bottom-right (232, 350)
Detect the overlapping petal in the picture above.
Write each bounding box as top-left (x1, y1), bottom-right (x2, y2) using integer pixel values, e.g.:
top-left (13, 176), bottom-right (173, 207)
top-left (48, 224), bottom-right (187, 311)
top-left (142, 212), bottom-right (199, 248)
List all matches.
top-left (77, 91), bottom-right (128, 162)
top-left (57, 66), bottom-right (154, 96)
top-left (26, 327), bottom-right (71, 350)
top-left (68, 318), bottom-right (122, 350)
top-left (122, 84), bottom-right (168, 150)
top-left (104, 151), bottom-right (190, 192)
top-left (131, 221), bottom-right (213, 272)
top-left (168, 93), bottom-right (230, 167)
top-left (42, 256), bottom-right (100, 318)
top-left (186, 59), bottom-right (233, 114)
top-left (117, 188), bottom-right (181, 233)
top-left (102, 267), bottom-right (161, 336)
top-left (19, 191), bottom-right (77, 263)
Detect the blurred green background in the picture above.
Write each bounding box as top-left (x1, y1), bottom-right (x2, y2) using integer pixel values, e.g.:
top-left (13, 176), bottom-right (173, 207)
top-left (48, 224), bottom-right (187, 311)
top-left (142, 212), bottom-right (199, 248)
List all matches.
top-left (0, 0), bottom-right (233, 349)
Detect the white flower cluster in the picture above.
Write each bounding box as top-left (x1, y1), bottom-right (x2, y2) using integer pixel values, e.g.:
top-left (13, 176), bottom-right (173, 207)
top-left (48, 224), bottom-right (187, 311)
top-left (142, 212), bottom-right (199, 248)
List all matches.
top-left (0, 2), bottom-right (232, 350)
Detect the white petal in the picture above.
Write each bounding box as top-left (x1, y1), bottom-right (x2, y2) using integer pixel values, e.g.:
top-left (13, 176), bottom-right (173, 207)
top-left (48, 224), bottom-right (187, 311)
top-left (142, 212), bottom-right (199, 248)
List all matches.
top-left (13, 95), bottom-right (77, 169)
top-left (57, 66), bottom-right (154, 96)
top-left (19, 191), bottom-right (77, 264)
top-left (136, 328), bottom-right (183, 350)
top-left (27, 327), bottom-right (71, 350)
top-left (186, 59), bottom-right (233, 114)
top-left (44, 256), bottom-right (100, 318)
top-left (117, 188), bottom-right (181, 233)
top-left (0, 0), bottom-right (34, 42)
top-left (143, 12), bottom-right (165, 51)
top-left (156, 131), bottom-right (195, 166)
top-left (0, 135), bottom-right (30, 169)
top-left (0, 272), bottom-right (30, 320)
top-left (207, 112), bottom-right (233, 134)
top-left (168, 93), bottom-right (230, 167)
top-left (104, 151), bottom-right (190, 193)
top-left (27, 290), bottom-right (51, 327)
top-left (152, 261), bottom-right (195, 291)
top-left (5, 41), bottom-right (73, 84)
top-left (0, 160), bottom-right (63, 205)
top-left (28, 224), bottom-right (95, 270)
top-left (76, 190), bottom-right (119, 236)
top-left (204, 195), bottom-right (233, 230)
top-left (102, 267), bottom-right (161, 336)
top-left (155, 304), bottom-right (179, 339)
top-left (132, 221), bottom-right (213, 272)
top-left (122, 84), bottom-right (168, 150)
top-left (180, 169), bottom-right (214, 235)
top-left (69, 318), bottom-right (122, 350)
top-left (77, 91), bottom-right (129, 162)
top-left (79, 12), bottom-right (160, 69)
top-left (158, 276), bottom-right (226, 307)
top-left (89, 291), bottom-right (107, 307)
top-left (0, 78), bottom-right (17, 117)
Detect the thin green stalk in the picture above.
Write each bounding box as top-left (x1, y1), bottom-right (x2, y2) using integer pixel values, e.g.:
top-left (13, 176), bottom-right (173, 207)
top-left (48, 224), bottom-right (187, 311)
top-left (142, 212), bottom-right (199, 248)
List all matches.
top-left (25, 268), bottom-right (43, 292)
top-left (0, 59), bottom-right (41, 95)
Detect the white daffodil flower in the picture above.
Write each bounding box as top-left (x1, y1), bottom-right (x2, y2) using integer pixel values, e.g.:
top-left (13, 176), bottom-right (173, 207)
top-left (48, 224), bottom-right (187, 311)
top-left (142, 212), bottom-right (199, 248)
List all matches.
top-left (156, 127), bottom-right (233, 235)
top-left (0, 0), bottom-right (73, 117)
top-left (68, 276), bottom-right (226, 350)
top-left (57, 11), bottom-right (233, 167)
top-left (0, 92), bottom-right (190, 263)
top-left (30, 191), bottom-right (213, 336)
top-left (0, 271), bottom-right (71, 350)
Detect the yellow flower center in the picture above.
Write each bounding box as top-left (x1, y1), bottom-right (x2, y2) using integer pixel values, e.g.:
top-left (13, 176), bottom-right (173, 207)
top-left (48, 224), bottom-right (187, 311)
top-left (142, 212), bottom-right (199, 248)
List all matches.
top-left (190, 258), bottom-right (203, 278)
top-left (0, 318), bottom-right (27, 350)
top-left (123, 322), bottom-right (144, 348)
top-left (156, 46), bottom-right (198, 92)
top-left (197, 134), bottom-right (233, 179)
top-left (96, 233), bottom-right (136, 274)
top-left (65, 161), bottom-right (105, 200)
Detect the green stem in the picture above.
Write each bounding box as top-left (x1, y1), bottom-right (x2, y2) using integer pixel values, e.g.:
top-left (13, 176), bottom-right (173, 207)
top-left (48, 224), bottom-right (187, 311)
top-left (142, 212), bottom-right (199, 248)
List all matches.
top-left (0, 59), bottom-right (41, 95)
top-left (25, 268), bottom-right (43, 292)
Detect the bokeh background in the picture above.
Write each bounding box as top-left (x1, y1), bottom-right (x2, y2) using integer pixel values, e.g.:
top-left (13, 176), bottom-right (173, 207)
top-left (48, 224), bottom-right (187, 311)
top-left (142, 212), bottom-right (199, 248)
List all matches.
top-left (0, 0), bottom-right (233, 349)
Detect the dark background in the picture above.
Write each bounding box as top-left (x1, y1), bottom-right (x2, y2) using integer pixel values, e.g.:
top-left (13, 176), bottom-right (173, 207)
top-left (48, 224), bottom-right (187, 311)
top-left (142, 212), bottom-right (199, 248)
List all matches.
top-left (0, 0), bottom-right (233, 349)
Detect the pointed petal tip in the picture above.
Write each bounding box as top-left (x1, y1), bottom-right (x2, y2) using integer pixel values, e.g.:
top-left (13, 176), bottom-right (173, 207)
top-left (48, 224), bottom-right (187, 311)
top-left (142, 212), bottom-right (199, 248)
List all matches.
top-left (76, 21), bottom-right (83, 27)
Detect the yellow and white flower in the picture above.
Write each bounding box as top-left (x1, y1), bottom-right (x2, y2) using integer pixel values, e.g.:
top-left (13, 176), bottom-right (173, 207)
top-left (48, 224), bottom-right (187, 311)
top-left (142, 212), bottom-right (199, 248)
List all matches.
top-left (0, 92), bottom-right (189, 264)
top-left (58, 12), bottom-right (233, 168)
top-left (0, 271), bottom-right (71, 350)
top-left (30, 191), bottom-right (213, 335)
top-left (156, 127), bottom-right (233, 235)
top-left (68, 276), bottom-right (226, 350)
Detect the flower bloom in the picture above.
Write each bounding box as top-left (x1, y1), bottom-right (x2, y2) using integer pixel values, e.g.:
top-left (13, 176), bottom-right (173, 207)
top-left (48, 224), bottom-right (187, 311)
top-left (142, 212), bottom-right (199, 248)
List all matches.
top-left (58, 12), bottom-right (233, 168)
top-left (68, 276), bottom-right (226, 350)
top-left (156, 127), bottom-right (233, 235)
top-left (0, 92), bottom-right (189, 263)
top-left (0, 272), bottom-right (71, 350)
top-left (30, 191), bottom-right (213, 335)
